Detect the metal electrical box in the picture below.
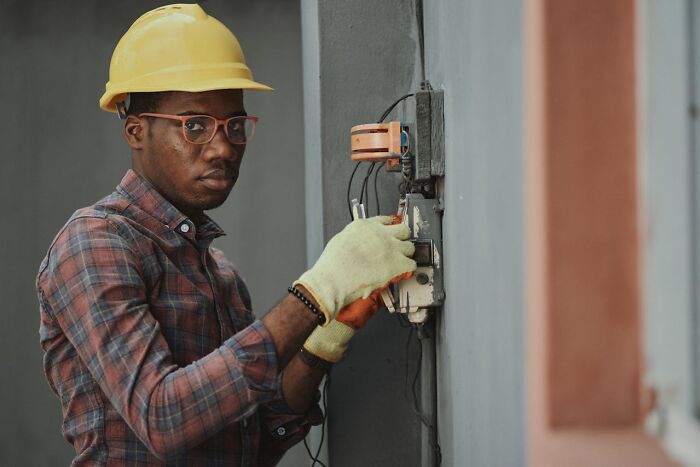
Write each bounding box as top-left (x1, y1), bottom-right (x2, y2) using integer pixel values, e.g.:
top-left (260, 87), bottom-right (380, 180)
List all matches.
top-left (349, 88), bottom-right (446, 325)
top-left (382, 193), bottom-right (444, 323)
top-left (413, 90), bottom-right (445, 182)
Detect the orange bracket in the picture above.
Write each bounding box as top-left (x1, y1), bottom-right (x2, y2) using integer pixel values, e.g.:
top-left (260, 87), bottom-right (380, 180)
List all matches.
top-left (350, 121), bottom-right (407, 163)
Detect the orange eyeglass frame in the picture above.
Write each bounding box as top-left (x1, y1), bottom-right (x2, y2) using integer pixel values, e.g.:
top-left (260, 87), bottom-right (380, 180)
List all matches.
top-left (138, 113), bottom-right (258, 145)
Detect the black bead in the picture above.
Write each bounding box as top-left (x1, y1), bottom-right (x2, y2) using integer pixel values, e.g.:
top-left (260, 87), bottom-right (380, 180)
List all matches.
top-left (288, 286), bottom-right (324, 324)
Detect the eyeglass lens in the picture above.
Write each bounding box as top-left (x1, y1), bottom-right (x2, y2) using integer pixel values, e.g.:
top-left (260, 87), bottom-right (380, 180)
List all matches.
top-left (183, 116), bottom-right (254, 144)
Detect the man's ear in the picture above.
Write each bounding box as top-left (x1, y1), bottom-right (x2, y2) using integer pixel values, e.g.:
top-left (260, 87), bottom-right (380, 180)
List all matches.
top-left (123, 116), bottom-right (145, 149)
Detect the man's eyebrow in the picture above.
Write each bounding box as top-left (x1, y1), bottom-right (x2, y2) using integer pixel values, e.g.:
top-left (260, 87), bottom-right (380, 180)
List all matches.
top-left (176, 110), bottom-right (248, 117)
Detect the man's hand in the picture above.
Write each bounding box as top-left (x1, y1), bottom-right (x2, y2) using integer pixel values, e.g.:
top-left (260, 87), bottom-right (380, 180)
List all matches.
top-left (294, 216), bottom-right (417, 324)
top-left (303, 295), bottom-right (381, 363)
top-left (335, 270), bottom-right (412, 329)
top-left (303, 271), bottom-right (412, 362)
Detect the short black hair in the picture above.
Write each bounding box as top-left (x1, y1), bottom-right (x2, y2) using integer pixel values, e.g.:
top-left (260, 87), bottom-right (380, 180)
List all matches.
top-left (126, 92), bottom-right (171, 116)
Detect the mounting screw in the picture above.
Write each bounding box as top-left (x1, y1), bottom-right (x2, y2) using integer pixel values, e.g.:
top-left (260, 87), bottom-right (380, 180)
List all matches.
top-left (416, 273), bottom-right (430, 285)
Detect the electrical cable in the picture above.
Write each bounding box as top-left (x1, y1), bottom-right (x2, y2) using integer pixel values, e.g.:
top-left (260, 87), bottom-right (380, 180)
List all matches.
top-left (313, 377), bottom-right (329, 466)
top-left (364, 164), bottom-right (374, 210)
top-left (378, 93), bottom-right (414, 123)
top-left (346, 161), bottom-right (363, 221)
top-left (346, 93), bottom-right (415, 220)
top-left (303, 439), bottom-right (325, 467)
top-left (404, 324), bottom-right (443, 466)
top-left (415, 0), bottom-right (426, 87)
top-left (374, 93), bottom-right (415, 215)
top-left (359, 162), bottom-right (376, 206)
top-left (373, 162), bottom-right (382, 215)
top-left (304, 372), bottom-right (330, 467)
top-left (403, 326), bottom-right (415, 401)
top-left (410, 336), bottom-right (431, 428)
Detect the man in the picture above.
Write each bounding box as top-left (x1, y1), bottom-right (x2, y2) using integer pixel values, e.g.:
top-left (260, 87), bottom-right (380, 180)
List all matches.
top-left (35, 5), bottom-right (416, 466)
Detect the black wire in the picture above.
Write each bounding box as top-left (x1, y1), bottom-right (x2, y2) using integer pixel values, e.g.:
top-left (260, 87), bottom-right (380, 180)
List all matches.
top-left (346, 161), bottom-right (363, 221)
top-left (404, 326), bottom-right (443, 466)
top-left (378, 93), bottom-right (415, 123)
top-left (364, 164), bottom-right (374, 209)
top-left (403, 326), bottom-right (415, 400)
top-left (344, 93), bottom-right (415, 222)
top-left (359, 162), bottom-right (375, 206)
top-left (303, 373), bottom-right (330, 467)
top-left (393, 312), bottom-right (412, 330)
top-left (372, 93), bottom-right (415, 216)
top-left (415, 0), bottom-right (426, 86)
top-left (411, 336), bottom-right (431, 427)
top-left (373, 162), bottom-right (382, 215)
top-left (312, 375), bottom-right (330, 466)
top-left (303, 439), bottom-right (324, 467)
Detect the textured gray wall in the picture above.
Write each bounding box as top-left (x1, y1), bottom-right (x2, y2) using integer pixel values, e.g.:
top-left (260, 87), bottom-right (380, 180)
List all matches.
top-left (309, 1), bottom-right (424, 466)
top-left (304, 1), bottom-right (525, 465)
top-left (422, 1), bottom-right (526, 465)
top-left (639, 0), bottom-right (696, 416)
top-left (0, 1), bottom-right (307, 465)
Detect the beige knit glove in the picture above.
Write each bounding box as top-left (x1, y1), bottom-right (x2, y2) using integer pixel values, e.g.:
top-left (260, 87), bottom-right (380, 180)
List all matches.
top-left (302, 286), bottom-right (391, 362)
top-left (294, 216), bottom-right (416, 324)
top-left (303, 320), bottom-right (356, 363)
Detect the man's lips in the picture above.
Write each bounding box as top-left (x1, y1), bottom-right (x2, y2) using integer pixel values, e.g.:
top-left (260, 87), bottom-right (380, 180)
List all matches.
top-left (199, 168), bottom-right (236, 191)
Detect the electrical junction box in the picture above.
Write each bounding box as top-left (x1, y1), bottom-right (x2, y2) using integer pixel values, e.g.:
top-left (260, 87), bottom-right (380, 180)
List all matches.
top-left (412, 89), bottom-right (445, 182)
top-left (350, 88), bottom-right (446, 325)
top-left (382, 193), bottom-right (444, 323)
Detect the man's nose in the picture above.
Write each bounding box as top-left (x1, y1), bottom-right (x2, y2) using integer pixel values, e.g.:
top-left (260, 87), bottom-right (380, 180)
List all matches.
top-left (203, 125), bottom-right (241, 162)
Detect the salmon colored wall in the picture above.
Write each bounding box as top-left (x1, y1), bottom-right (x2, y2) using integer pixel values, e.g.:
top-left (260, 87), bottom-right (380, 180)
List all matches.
top-left (525, 0), bottom-right (675, 464)
top-left (545, 0), bottom-right (641, 427)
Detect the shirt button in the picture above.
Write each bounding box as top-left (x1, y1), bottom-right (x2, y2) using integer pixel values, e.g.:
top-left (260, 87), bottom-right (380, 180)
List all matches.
top-left (276, 426), bottom-right (286, 436)
top-left (180, 223), bottom-right (190, 233)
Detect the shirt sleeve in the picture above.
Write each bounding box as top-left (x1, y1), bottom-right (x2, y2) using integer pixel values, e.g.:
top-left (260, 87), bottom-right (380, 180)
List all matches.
top-left (212, 249), bottom-right (325, 460)
top-left (256, 375), bottom-right (325, 466)
top-left (36, 215), bottom-right (280, 459)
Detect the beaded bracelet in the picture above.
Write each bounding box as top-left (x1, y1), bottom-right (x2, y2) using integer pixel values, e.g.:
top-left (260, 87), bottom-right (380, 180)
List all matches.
top-left (287, 286), bottom-right (327, 325)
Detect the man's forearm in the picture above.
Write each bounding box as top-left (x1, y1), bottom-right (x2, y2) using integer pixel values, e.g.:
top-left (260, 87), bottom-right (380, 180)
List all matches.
top-left (261, 285), bottom-right (321, 368)
top-left (281, 354), bottom-right (326, 413)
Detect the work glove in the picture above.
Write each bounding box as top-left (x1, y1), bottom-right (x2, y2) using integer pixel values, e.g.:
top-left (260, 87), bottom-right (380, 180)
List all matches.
top-left (303, 272), bottom-right (412, 363)
top-left (294, 216), bottom-right (416, 324)
top-left (303, 291), bottom-right (382, 363)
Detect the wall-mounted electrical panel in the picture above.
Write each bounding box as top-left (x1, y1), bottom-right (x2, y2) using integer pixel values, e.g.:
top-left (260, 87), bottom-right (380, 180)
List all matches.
top-left (350, 89), bottom-right (445, 325)
top-left (381, 193), bottom-right (444, 323)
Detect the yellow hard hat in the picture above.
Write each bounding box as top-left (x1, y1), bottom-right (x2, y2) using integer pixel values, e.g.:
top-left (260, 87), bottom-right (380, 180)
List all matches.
top-left (99, 3), bottom-right (272, 113)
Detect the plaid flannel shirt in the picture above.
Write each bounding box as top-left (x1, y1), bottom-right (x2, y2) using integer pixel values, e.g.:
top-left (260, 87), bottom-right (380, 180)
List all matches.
top-left (36, 170), bottom-right (321, 466)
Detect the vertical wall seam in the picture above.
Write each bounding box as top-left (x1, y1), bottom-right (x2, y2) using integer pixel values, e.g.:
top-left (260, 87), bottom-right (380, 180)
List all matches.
top-left (685, 0), bottom-right (700, 418)
top-left (300, 0), bottom-right (329, 464)
top-left (301, 0), bottom-right (324, 266)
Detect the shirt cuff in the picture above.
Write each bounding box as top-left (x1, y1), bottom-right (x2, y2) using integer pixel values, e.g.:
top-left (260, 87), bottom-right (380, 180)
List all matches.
top-left (260, 372), bottom-right (324, 443)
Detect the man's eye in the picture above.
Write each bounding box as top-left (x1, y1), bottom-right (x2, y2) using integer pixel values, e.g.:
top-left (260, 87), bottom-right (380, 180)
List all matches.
top-left (228, 120), bottom-right (246, 136)
top-left (185, 119), bottom-right (206, 132)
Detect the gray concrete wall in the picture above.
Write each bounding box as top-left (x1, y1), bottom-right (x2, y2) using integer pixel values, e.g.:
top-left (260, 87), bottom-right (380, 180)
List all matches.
top-left (0, 1), bottom-right (308, 465)
top-left (639, 0), bottom-right (696, 417)
top-left (305, 1), bottom-right (425, 466)
top-left (304, 0), bottom-right (525, 465)
top-left (421, 1), bottom-right (526, 465)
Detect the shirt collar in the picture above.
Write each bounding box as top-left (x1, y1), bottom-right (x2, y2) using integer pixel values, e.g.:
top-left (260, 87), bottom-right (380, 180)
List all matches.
top-left (116, 169), bottom-right (226, 242)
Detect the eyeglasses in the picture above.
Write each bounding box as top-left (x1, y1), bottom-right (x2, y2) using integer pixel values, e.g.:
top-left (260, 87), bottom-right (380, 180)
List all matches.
top-left (138, 113), bottom-right (258, 145)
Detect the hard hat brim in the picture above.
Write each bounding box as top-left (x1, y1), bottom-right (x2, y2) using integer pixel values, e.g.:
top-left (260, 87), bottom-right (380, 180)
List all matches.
top-left (99, 78), bottom-right (273, 113)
